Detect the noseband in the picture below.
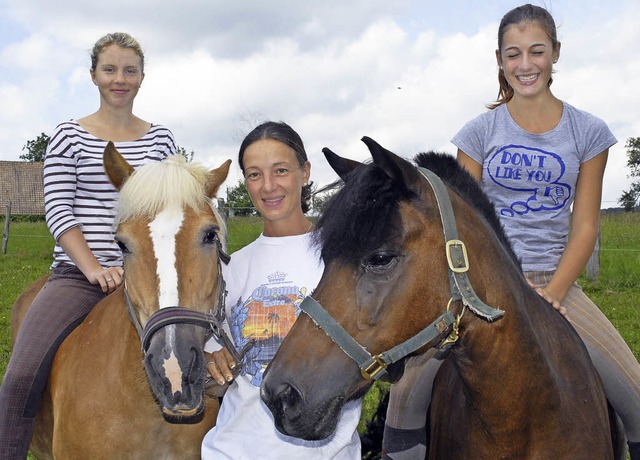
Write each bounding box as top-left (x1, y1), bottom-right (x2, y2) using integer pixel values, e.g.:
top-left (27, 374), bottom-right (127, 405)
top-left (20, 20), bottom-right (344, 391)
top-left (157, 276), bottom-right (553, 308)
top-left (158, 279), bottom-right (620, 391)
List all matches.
top-left (299, 166), bottom-right (505, 381)
top-left (124, 239), bottom-right (250, 365)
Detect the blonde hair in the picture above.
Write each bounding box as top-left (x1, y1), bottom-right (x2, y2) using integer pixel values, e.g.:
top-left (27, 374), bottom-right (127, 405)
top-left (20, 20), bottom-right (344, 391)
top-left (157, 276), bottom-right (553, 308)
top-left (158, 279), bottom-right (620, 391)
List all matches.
top-left (116, 156), bottom-right (227, 243)
top-left (91, 32), bottom-right (145, 72)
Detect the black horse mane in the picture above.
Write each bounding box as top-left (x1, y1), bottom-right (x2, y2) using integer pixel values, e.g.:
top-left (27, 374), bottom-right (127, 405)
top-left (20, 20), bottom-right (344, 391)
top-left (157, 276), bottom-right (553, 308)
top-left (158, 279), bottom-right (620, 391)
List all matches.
top-left (315, 151), bottom-right (519, 268)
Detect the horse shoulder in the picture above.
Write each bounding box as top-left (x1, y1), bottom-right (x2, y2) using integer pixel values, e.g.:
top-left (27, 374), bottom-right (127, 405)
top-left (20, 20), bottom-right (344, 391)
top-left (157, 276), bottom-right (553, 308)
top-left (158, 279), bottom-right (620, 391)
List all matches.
top-left (49, 291), bottom-right (217, 458)
top-left (50, 294), bottom-right (158, 455)
top-left (51, 291), bottom-right (141, 398)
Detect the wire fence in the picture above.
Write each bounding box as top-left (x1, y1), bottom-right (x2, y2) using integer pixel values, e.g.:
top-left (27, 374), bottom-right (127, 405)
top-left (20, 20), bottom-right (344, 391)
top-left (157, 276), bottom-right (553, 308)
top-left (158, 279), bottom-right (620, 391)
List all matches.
top-left (3, 202), bottom-right (639, 282)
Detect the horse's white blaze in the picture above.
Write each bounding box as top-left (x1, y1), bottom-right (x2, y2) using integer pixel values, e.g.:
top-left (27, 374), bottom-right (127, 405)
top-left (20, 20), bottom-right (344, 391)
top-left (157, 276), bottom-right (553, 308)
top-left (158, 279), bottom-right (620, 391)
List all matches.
top-left (149, 208), bottom-right (183, 309)
top-left (150, 208), bottom-right (185, 396)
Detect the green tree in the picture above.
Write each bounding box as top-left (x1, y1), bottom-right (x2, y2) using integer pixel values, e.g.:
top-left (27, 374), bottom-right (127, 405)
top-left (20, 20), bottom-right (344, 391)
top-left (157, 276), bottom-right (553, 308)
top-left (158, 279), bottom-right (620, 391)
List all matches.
top-left (177, 146), bottom-right (195, 162)
top-left (226, 180), bottom-right (256, 216)
top-left (312, 190), bottom-right (337, 214)
top-left (20, 132), bottom-right (50, 162)
top-left (618, 137), bottom-right (640, 212)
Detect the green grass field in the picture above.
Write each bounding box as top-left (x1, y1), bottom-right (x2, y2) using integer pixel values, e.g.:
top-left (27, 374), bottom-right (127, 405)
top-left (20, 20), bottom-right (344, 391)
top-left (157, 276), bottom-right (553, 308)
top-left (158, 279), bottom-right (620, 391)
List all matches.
top-left (1, 213), bottom-right (639, 451)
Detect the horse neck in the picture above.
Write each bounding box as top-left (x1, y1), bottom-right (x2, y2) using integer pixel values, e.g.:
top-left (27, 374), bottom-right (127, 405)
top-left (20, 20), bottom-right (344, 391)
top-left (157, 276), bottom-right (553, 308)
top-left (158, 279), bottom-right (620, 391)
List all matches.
top-left (447, 206), bottom-right (564, 411)
top-left (95, 291), bottom-right (147, 371)
top-left (448, 283), bottom-right (571, 417)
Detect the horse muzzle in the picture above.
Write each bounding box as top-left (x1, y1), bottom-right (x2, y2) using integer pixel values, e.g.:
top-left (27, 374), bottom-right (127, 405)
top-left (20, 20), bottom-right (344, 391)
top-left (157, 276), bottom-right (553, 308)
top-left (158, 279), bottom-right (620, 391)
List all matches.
top-left (260, 371), bottom-right (345, 440)
top-left (143, 324), bottom-right (207, 423)
top-left (161, 402), bottom-right (204, 422)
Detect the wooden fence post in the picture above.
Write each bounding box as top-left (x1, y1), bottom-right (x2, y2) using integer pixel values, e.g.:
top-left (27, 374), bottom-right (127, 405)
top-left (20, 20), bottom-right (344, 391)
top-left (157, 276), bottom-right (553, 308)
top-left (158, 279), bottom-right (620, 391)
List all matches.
top-left (217, 198), bottom-right (228, 252)
top-left (586, 226), bottom-right (601, 280)
top-left (2, 202), bottom-right (11, 254)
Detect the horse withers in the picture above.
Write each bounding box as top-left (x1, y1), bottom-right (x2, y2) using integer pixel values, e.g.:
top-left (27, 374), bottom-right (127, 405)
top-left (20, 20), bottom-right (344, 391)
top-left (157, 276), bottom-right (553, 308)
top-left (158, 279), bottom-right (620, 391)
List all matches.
top-left (261, 137), bottom-right (620, 459)
top-left (11, 143), bottom-right (231, 459)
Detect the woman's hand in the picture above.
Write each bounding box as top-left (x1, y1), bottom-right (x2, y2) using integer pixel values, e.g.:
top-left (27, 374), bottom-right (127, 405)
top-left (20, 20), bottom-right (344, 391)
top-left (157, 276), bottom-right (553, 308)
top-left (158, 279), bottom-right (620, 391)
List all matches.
top-left (204, 348), bottom-right (240, 398)
top-left (58, 227), bottom-right (124, 294)
top-left (88, 266), bottom-right (125, 294)
top-left (527, 279), bottom-right (567, 317)
top-left (206, 348), bottom-right (239, 385)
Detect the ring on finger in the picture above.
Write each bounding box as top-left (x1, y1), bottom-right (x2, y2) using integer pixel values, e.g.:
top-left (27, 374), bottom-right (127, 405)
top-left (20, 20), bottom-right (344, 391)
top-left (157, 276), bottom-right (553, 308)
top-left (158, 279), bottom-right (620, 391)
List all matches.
top-left (106, 278), bottom-right (113, 282)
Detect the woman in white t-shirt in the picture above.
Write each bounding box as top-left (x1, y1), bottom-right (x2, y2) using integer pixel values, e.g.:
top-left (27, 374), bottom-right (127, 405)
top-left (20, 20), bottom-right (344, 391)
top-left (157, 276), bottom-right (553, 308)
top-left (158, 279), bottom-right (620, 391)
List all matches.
top-left (202, 121), bottom-right (361, 459)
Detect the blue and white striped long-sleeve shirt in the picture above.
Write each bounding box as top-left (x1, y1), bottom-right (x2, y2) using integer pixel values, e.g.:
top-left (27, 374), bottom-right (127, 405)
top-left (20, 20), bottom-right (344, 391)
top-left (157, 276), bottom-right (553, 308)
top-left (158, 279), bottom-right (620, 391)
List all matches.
top-left (43, 121), bottom-right (177, 269)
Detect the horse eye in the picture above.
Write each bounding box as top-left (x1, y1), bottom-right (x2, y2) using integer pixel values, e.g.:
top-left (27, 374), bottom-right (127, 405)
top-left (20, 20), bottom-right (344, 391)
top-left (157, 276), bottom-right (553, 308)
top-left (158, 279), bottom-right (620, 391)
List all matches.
top-left (115, 238), bottom-right (130, 254)
top-left (364, 252), bottom-right (396, 269)
top-left (203, 227), bottom-right (219, 246)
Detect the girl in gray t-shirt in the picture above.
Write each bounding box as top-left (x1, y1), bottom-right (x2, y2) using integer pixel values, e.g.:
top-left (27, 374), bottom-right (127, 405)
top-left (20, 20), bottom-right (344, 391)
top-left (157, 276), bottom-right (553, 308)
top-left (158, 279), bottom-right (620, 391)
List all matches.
top-left (383, 5), bottom-right (640, 460)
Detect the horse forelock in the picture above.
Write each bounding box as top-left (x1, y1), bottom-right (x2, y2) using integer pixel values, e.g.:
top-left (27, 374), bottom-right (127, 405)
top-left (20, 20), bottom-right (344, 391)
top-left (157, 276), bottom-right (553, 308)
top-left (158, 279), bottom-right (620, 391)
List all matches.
top-left (315, 162), bottom-right (412, 264)
top-left (115, 156), bottom-right (215, 225)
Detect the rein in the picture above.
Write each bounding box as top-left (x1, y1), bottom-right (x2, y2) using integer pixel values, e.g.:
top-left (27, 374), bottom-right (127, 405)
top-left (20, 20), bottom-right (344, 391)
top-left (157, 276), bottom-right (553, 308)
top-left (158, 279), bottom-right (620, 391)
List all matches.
top-left (299, 166), bottom-right (504, 381)
top-left (124, 241), bottom-right (251, 365)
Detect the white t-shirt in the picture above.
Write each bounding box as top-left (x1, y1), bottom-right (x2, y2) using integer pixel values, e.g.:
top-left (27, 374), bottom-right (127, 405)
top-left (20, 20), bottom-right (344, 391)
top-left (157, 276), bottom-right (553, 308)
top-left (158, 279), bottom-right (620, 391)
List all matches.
top-left (202, 232), bottom-right (362, 459)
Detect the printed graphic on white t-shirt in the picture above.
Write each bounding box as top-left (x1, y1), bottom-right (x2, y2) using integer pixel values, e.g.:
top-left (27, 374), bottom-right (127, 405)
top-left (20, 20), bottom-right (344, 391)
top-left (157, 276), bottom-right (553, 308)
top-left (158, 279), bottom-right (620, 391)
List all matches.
top-left (228, 270), bottom-right (308, 386)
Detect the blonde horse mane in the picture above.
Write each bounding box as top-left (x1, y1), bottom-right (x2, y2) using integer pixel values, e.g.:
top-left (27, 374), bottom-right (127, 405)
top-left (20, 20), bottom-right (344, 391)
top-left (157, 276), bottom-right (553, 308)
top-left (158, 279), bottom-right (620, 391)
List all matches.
top-left (116, 155), bottom-right (227, 240)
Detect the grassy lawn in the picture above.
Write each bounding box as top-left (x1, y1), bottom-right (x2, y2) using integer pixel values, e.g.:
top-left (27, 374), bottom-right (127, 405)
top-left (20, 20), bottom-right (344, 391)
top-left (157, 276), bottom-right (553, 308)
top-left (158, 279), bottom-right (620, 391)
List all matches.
top-left (1, 212), bottom-right (639, 456)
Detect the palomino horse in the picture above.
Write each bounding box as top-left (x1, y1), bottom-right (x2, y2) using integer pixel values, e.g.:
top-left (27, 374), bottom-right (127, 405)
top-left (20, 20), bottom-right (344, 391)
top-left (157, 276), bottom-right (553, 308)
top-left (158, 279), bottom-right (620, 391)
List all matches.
top-left (261, 137), bottom-right (621, 459)
top-left (11, 143), bottom-right (231, 459)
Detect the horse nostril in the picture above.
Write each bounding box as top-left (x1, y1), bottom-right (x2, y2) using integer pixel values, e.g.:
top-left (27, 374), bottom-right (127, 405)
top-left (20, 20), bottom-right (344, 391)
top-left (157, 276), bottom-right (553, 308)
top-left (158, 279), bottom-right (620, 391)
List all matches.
top-left (273, 382), bottom-right (303, 420)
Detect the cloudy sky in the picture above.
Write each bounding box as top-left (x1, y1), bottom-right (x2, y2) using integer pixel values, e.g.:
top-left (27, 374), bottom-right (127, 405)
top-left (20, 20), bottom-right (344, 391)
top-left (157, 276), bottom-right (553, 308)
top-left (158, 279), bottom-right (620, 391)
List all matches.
top-left (1, 0), bottom-right (638, 208)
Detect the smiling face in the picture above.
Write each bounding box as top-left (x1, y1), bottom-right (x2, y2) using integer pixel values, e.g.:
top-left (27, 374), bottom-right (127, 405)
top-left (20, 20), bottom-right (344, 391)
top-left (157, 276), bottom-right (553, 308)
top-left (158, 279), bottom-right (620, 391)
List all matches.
top-left (91, 44), bottom-right (145, 109)
top-left (496, 21), bottom-right (560, 101)
top-left (243, 138), bottom-right (310, 236)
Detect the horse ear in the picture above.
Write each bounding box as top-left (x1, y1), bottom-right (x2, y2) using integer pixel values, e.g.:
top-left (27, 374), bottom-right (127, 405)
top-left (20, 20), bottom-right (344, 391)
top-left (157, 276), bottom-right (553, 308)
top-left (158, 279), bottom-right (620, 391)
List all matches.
top-left (361, 136), bottom-right (423, 194)
top-left (104, 141), bottom-right (134, 191)
top-left (205, 159), bottom-right (232, 199)
top-left (322, 147), bottom-right (363, 181)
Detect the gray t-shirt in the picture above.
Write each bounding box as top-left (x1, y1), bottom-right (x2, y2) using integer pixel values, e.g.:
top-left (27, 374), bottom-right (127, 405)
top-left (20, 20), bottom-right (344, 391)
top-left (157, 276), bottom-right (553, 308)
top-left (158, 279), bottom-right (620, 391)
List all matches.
top-left (451, 102), bottom-right (616, 271)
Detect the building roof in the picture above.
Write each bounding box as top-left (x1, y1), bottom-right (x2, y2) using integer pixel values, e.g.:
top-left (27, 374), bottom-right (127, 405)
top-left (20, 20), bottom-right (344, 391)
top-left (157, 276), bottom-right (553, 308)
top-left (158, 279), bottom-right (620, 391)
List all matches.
top-left (0, 161), bottom-right (44, 215)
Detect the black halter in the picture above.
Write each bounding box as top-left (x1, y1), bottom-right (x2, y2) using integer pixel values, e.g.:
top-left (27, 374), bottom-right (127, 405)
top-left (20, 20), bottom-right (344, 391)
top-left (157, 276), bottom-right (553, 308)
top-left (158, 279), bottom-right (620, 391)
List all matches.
top-left (299, 166), bottom-right (505, 381)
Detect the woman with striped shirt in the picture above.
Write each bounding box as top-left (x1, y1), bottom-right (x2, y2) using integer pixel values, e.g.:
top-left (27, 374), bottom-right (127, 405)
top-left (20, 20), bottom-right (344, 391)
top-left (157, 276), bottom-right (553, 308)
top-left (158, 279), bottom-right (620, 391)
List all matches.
top-left (0, 32), bottom-right (176, 458)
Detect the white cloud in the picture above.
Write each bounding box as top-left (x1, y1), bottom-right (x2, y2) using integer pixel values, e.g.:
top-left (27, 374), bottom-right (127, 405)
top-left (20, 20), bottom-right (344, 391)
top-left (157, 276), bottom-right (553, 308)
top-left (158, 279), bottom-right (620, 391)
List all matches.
top-left (1, 0), bottom-right (638, 207)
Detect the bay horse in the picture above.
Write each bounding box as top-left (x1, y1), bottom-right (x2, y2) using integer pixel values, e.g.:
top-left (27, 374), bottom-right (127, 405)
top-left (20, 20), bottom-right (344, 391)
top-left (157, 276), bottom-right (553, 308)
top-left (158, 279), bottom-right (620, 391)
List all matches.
top-left (11, 143), bottom-right (231, 459)
top-left (261, 137), bottom-right (621, 459)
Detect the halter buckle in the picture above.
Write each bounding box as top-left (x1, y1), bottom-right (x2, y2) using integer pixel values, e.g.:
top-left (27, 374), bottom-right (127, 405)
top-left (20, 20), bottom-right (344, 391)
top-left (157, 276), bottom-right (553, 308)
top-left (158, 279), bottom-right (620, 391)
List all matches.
top-left (446, 239), bottom-right (469, 273)
top-left (360, 355), bottom-right (388, 381)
